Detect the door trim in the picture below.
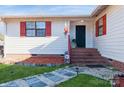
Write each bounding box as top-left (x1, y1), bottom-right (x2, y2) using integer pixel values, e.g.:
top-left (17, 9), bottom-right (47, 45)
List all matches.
top-left (76, 25), bottom-right (86, 48)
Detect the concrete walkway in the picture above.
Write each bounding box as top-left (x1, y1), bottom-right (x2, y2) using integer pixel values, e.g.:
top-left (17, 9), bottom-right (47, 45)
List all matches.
top-left (0, 66), bottom-right (123, 87)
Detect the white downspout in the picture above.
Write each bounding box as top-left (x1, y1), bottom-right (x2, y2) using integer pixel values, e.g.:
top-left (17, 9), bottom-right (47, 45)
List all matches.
top-left (3, 19), bottom-right (7, 58)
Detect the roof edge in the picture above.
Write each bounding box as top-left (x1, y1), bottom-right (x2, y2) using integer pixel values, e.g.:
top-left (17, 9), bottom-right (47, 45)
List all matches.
top-left (0, 6), bottom-right (108, 19)
top-left (0, 15), bottom-right (91, 19)
top-left (91, 5), bottom-right (109, 17)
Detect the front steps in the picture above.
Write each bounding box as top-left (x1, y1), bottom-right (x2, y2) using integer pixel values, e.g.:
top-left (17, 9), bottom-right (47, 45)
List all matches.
top-left (71, 48), bottom-right (109, 65)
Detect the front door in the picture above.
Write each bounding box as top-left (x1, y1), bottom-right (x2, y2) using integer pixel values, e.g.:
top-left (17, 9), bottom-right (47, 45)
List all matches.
top-left (76, 25), bottom-right (86, 48)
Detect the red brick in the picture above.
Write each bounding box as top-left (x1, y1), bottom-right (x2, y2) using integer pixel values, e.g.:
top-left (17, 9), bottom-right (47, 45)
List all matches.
top-left (110, 60), bottom-right (124, 72)
top-left (5, 54), bottom-right (64, 64)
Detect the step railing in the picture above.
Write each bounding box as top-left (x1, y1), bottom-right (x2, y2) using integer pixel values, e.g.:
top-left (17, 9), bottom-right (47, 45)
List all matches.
top-left (68, 34), bottom-right (72, 62)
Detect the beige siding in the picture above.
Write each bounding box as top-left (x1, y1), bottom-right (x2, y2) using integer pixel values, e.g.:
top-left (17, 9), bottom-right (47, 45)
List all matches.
top-left (0, 21), bottom-right (6, 35)
top-left (94, 5), bottom-right (124, 62)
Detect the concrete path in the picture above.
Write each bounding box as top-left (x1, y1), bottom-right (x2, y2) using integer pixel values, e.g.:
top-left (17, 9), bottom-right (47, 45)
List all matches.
top-left (0, 66), bottom-right (123, 87)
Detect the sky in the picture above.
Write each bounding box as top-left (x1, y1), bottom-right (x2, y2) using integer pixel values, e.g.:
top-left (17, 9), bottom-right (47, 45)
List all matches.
top-left (0, 5), bottom-right (97, 16)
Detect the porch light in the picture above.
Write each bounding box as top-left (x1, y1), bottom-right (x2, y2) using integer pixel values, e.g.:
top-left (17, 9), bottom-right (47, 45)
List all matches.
top-left (80, 20), bottom-right (84, 23)
top-left (64, 26), bottom-right (68, 35)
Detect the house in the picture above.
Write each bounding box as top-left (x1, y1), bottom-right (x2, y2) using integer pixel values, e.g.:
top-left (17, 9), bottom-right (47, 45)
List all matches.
top-left (0, 5), bottom-right (124, 71)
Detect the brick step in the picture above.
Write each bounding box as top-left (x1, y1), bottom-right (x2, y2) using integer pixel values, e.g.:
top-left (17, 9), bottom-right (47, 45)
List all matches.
top-left (71, 49), bottom-right (98, 52)
top-left (71, 48), bottom-right (97, 52)
top-left (71, 53), bottom-right (101, 56)
top-left (72, 48), bottom-right (97, 50)
top-left (71, 62), bottom-right (108, 65)
top-left (71, 60), bottom-right (108, 63)
top-left (72, 61), bottom-right (107, 63)
top-left (71, 56), bottom-right (103, 59)
top-left (71, 59), bottom-right (107, 62)
top-left (71, 59), bottom-right (107, 63)
top-left (71, 50), bottom-right (99, 52)
top-left (71, 62), bottom-right (107, 65)
top-left (71, 51), bottom-right (99, 54)
top-left (71, 51), bottom-right (99, 53)
top-left (71, 48), bottom-right (109, 65)
top-left (71, 51), bottom-right (100, 54)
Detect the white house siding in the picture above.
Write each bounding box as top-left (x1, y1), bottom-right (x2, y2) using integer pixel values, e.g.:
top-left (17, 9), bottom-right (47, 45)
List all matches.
top-left (0, 21), bottom-right (6, 35)
top-left (70, 20), bottom-right (94, 48)
top-left (94, 5), bottom-right (124, 62)
top-left (5, 19), bottom-right (68, 54)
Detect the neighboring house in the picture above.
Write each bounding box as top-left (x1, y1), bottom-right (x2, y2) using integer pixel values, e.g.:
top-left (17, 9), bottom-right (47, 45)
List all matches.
top-left (0, 5), bottom-right (124, 71)
top-left (0, 33), bottom-right (4, 58)
top-left (0, 33), bottom-right (4, 42)
top-left (0, 21), bottom-right (4, 42)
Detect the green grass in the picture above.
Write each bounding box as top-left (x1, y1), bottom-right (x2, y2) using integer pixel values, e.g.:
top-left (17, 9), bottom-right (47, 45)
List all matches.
top-left (0, 64), bottom-right (66, 84)
top-left (0, 33), bottom-right (4, 41)
top-left (57, 74), bottom-right (111, 87)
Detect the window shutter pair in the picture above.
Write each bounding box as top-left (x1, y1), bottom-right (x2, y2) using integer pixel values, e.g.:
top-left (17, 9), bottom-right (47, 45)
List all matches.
top-left (20, 21), bottom-right (51, 37)
top-left (95, 14), bottom-right (106, 37)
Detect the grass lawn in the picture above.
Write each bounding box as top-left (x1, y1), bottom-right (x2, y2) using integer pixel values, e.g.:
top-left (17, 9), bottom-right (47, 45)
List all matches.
top-left (0, 64), bottom-right (66, 84)
top-left (57, 74), bottom-right (111, 87)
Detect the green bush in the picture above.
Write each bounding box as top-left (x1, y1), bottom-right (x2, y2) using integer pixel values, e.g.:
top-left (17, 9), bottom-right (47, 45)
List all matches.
top-left (0, 33), bottom-right (4, 41)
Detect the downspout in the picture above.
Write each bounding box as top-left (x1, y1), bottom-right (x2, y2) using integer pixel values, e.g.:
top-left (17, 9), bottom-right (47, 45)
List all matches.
top-left (0, 18), bottom-right (6, 58)
top-left (3, 18), bottom-right (7, 58)
top-left (67, 21), bottom-right (71, 63)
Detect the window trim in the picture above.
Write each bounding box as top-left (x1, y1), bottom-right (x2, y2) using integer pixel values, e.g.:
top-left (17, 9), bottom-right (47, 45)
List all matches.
top-left (26, 21), bottom-right (46, 37)
top-left (98, 18), bottom-right (103, 36)
top-left (96, 14), bottom-right (106, 37)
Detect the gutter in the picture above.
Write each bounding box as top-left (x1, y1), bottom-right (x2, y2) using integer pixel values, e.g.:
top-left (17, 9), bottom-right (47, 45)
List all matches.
top-left (91, 5), bottom-right (109, 17)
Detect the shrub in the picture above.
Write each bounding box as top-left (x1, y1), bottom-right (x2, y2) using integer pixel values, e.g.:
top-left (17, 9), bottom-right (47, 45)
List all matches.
top-left (0, 33), bottom-right (4, 41)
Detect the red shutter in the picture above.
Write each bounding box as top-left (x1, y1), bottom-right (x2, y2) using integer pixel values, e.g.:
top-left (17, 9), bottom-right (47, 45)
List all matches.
top-left (20, 22), bottom-right (26, 37)
top-left (46, 21), bottom-right (51, 36)
top-left (95, 20), bottom-right (99, 37)
top-left (103, 14), bottom-right (106, 35)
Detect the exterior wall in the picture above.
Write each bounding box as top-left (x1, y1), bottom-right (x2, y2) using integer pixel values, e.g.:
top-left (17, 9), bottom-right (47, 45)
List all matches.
top-left (0, 21), bottom-right (6, 35)
top-left (5, 19), bottom-right (68, 55)
top-left (0, 21), bottom-right (5, 46)
top-left (70, 20), bottom-right (94, 48)
top-left (94, 5), bottom-right (124, 62)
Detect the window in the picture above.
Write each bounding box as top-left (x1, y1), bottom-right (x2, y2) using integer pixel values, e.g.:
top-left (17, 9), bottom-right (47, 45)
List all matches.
top-left (96, 14), bottom-right (106, 37)
top-left (26, 21), bottom-right (46, 37)
top-left (98, 18), bottom-right (103, 36)
top-left (26, 30), bottom-right (35, 36)
top-left (36, 22), bottom-right (45, 37)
